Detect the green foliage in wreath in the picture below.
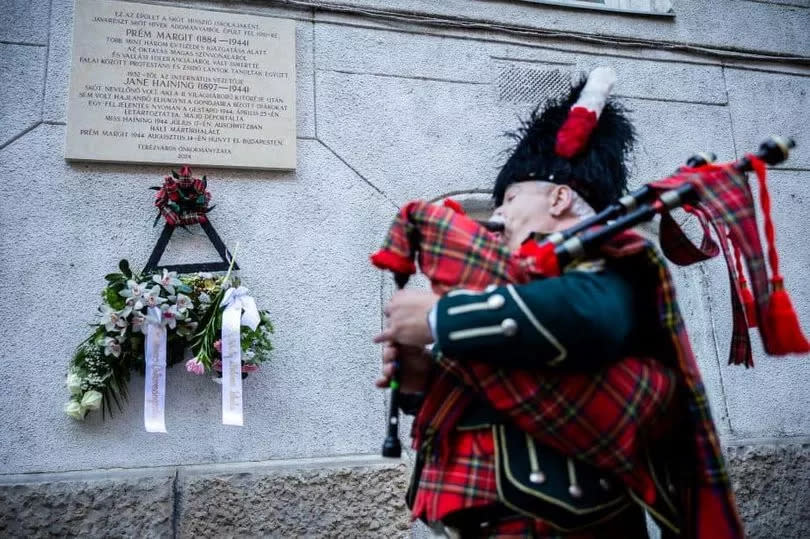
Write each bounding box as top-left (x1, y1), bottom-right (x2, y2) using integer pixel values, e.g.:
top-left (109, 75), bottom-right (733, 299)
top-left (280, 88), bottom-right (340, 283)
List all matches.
top-left (65, 260), bottom-right (273, 420)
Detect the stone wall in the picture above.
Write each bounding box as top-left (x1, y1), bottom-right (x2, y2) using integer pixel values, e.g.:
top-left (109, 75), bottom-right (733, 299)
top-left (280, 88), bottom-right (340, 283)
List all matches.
top-left (0, 456), bottom-right (411, 537)
top-left (1, 0), bottom-right (809, 536)
top-left (1, 444), bottom-right (807, 538)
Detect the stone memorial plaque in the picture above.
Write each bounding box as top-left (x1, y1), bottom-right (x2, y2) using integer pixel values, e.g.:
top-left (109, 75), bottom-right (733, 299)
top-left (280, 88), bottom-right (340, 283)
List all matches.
top-left (65, 0), bottom-right (296, 169)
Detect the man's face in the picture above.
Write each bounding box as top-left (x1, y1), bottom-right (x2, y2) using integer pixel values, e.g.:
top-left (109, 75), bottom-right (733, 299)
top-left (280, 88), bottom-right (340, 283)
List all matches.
top-left (495, 181), bottom-right (558, 251)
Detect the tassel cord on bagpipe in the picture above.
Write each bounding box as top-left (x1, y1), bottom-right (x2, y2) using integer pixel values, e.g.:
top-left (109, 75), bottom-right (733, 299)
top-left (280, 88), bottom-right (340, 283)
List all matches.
top-left (550, 136), bottom-right (793, 268)
top-left (477, 137), bottom-right (792, 260)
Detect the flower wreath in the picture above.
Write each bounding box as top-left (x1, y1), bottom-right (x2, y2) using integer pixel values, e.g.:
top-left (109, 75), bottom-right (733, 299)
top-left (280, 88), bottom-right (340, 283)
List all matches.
top-left (65, 169), bottom-right (273, 428)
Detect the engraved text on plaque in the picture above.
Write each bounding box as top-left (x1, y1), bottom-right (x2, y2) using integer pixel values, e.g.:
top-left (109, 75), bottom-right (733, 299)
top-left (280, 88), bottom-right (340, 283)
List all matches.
top-left (66, 0), bottom-right (296, 169)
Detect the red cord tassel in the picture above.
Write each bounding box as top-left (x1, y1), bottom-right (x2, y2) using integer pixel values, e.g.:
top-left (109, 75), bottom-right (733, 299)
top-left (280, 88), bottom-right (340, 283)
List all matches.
top-left (740, 279), bottom-right (757, 328)
top-left (731, 238), bottom-right (757, 328)
top-left (370, 250), bottom-right (416, 275)
top-left (442, 198), bottom-right (466, 215)
top-left (766, 278), bottom-right (810, 355)
top-left (740, 281), bottom-right (758, 329)
top-left (748, 155), bottom-right (810, 354)
top-left (517, 239), bottom-right (561, 278)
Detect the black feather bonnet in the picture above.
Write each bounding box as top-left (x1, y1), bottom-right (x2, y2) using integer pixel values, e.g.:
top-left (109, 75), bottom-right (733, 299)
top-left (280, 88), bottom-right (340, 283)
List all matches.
top-left (493, 77), bottom-right (636, 212)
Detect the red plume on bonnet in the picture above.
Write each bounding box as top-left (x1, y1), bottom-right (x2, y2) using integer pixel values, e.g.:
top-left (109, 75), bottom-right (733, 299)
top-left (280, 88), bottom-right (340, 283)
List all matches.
top-left (555, 67), bottom-right (617, 158)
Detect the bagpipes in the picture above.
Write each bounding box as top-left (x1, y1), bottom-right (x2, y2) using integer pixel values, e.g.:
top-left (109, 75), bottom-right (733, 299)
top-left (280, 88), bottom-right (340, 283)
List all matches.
top-left (372, 136), bottom-right (807, 459)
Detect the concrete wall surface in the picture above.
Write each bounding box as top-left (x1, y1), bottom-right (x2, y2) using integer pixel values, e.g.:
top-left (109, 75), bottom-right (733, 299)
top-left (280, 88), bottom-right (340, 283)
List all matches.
top-left (1, 0), bottom-right (808, 536)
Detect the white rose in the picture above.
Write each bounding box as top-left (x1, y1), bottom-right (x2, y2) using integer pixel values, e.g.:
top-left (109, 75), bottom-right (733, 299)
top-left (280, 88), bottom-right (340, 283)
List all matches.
top-left (66, 372), bottom-right (82, 395)
top-left (64, 401), bottom-right (86, 420)
top-left (80, 390), bottom-right (103, 411)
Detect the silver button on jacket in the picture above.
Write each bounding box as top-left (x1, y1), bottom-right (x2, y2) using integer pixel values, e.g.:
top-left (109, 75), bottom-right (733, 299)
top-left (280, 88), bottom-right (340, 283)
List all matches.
top-left (501, 318), bottom-right (518, 336)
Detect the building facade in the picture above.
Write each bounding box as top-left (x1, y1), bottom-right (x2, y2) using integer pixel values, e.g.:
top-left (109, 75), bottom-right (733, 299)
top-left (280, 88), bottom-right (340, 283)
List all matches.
top-left (1, 0), bottom-right (808, 536)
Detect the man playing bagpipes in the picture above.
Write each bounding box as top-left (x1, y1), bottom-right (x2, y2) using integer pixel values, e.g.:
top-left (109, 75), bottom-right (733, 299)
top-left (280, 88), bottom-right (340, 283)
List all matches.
top-left (371, 67), bottom-right (806, 537)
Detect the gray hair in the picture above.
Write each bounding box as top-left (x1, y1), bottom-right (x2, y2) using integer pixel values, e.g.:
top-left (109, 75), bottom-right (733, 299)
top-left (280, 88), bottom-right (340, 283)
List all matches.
top-left (569, 189), bottom-right (596, 218)
top-left (513, 180), bottom-right (596, 218)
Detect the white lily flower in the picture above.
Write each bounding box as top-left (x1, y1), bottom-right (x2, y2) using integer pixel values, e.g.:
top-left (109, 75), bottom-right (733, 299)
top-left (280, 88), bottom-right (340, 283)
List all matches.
top-left (99, 305), bottom-right (131, 332)
top-left (174, 293), bottom-right (193, 312)
top-left (160, 304), bottom-right (181, 329)
top-left (143, 286), bottom-right (167, 309)
top-left (154, 269), bottom-right (182, 295)
top-left (119, 280), bottom-right (146, 310)
top-left (131, 312), bottom-right (147, 334)
top-left (98, 305), bottom-right (120, 331)
top-left (103, 336), bottom-right (121, 357)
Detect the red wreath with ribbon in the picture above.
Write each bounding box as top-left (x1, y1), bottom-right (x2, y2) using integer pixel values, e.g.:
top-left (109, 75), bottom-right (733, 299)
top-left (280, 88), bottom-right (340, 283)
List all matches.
top-left (151, 166), bottom-right (213, 227)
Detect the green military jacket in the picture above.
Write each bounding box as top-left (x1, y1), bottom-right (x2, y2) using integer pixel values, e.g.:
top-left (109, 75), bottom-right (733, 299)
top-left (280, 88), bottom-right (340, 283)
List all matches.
top-left (431, 261), bottom-right (638, 369)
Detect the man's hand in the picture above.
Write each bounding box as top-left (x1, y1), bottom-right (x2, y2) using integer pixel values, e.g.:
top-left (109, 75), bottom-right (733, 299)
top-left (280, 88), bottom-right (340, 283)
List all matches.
top-left (375, 343), bottom-right (433, 394)
top-left (373, 289), bottom-right (439, 347)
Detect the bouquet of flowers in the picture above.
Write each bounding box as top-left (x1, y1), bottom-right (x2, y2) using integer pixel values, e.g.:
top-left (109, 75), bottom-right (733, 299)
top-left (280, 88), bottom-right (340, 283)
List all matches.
top-left (65, 260), bottom-right (274, 421)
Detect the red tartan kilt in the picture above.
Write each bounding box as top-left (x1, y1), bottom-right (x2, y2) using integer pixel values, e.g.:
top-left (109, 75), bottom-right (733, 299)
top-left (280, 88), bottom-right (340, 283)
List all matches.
top-left (459, 355), bottom-right (678, 500)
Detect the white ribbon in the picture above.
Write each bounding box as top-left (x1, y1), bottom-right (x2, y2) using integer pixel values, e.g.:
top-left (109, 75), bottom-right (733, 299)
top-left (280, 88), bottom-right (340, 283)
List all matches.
top-left (144, 307), bottom-right (167, 433)
top-left (220, 286), bottom-right (260, 426)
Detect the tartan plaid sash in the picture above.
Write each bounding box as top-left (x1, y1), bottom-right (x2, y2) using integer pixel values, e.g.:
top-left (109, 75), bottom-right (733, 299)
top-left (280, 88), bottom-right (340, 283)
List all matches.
top-left (419, 355), bottom-right (677, 499)
top-left (372, 200), bottom-right (742, 537)
top-left (651, 164), bottom-right (769, 366)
